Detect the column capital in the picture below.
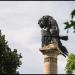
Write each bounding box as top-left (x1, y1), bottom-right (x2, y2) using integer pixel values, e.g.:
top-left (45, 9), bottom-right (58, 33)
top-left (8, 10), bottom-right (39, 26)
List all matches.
top-left (39, 43), bottom-right (60, 57)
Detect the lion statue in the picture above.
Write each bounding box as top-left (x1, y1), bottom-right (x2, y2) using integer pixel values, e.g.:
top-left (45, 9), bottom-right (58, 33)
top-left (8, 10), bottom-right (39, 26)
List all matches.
top-left (38, 15), bottom-right (68, 57)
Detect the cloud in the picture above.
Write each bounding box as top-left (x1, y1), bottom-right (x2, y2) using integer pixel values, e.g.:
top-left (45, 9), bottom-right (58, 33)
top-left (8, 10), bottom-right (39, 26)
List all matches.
top-left (0, 1), bottom-right (75, 74)
top-left (57, 55), bottom-right (67, 74)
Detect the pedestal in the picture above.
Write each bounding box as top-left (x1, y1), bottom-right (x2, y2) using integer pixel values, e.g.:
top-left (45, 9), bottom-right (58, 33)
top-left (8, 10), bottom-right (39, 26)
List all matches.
top-left (39, 44), bottom-right (60, 74)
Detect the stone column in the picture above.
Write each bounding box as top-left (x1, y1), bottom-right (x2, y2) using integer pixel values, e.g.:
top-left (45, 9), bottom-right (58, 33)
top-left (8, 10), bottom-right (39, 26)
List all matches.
top-left (39, 44), bottom-right (59, 74)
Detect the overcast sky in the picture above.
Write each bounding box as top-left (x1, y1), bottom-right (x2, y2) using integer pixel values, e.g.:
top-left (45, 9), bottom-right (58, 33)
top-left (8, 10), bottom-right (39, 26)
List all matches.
top-left (0, 1), bottom-right (75, 74)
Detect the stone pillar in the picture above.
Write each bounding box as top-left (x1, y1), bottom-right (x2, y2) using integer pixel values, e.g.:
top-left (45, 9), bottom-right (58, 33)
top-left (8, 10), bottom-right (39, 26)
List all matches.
top-left (39, 44), bottom-right (59, 74)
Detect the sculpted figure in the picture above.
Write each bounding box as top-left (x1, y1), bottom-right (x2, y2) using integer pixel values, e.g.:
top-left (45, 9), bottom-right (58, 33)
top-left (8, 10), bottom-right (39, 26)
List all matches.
top-left (38, 15), bottom-right (68, 57)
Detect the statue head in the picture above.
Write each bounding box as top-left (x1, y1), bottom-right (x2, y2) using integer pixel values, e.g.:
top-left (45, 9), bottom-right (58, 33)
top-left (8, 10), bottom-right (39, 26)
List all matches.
top-left (38, 15), bottom-right (55, 31)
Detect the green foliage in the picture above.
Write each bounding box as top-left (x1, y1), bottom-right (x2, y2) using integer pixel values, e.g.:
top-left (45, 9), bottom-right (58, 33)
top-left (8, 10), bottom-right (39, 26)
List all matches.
top-left (0, 30), bottom-right (22, 74)
top-left (64, 9), bottom-right (75, 74)
top-left (65, 53), bottom-right (75, 74)
top-left (64, 9), bottom-right (75, 33)
top-left (71, 9), bottom-right (75, 19)
top-left (64, 21), bottom-right (72, 29)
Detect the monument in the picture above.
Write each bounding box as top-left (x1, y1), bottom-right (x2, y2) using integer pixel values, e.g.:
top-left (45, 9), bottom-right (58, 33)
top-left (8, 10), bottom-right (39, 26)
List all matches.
top-left (38, 15), bottom-right (69, 74)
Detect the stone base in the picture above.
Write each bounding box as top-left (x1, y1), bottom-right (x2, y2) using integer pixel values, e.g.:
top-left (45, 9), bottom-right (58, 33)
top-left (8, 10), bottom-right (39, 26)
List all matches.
top-left (44, 56), bottom-right (57, 74)
top-left (39, 43), bottom-right (60, 74)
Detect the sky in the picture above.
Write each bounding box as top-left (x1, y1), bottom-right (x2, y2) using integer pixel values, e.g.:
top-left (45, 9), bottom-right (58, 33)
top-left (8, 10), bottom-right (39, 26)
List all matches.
top-left (0, 1), bottom-right (75, 74)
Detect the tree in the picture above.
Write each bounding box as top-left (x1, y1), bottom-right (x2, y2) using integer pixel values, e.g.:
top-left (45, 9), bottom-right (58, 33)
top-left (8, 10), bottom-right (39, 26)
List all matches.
top-left (64, 9), bottom-right (75, 74)
top-left (0, 30), bottom-right (22, 74)
top-left (65, 53), bottom-right (75, 74)
top-left (64, 9), bottom-right (75, 33)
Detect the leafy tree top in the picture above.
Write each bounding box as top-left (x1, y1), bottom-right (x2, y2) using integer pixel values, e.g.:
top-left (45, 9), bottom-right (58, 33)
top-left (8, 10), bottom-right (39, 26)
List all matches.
top-left (0, 30), bottom-right (22, 74)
